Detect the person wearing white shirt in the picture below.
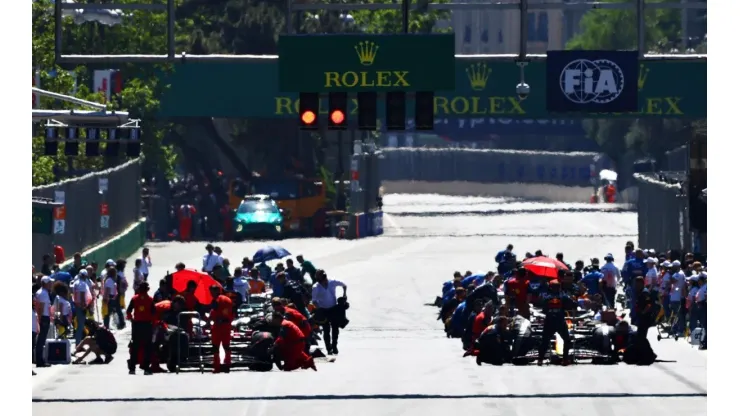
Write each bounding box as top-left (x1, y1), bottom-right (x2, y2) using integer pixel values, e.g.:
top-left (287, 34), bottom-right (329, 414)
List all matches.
top-left (599, 254), bottom-right (621, 308)
top-left (668, 260), bottom-right (687, 337)
top-left (644, 258), bottom-right (658, 290)
top-left (686, 275), bottom-right (700, 333)
top-left (32, 295), bottom-right (39, 375)
top-left (202, 244), bottom-right (223, 273)
top-left (72, 270), bottom-right (92, 344)
top-left (103, 270), bottom-right (125, 330)
top-left (695, 272), bottom-right (707, 349)
top-left (133, 259), bottom-right (144, 291)
top-left (231, 267), bottom-right (249, 304)
top-left (311, 270), bottom-right (347, 355)
top-left (140, 247), bottom-right (152, 278)
top-left (35, 276), bottom-right (52, 367)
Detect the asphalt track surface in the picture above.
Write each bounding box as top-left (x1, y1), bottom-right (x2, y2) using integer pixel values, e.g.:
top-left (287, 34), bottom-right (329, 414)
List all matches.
top-left (33, 194), bottom-right (707, 416)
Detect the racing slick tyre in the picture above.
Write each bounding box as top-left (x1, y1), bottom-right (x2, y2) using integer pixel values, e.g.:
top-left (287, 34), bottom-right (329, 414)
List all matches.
top-left (510, 316), bottom-right (536, 363)
top-left (246, 331), bottom-right (275, 372)
top-left (166, 328), bottom-right (190, 371)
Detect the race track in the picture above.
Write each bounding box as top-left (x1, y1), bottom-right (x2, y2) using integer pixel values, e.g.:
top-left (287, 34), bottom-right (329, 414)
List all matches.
top-left (33, 194), bottom-right (707, 416)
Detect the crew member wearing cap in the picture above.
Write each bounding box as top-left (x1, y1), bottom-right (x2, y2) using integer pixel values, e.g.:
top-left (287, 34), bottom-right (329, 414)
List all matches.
top-left (126, 282), bottom-right (155, 375)
top-left (271, 312), bottom-right (317, 371)
top-left (208, 285), bottom-right (234, 373)
top-left (537, 280), bottom-right (575, 366)
top-left (668, 260), bottom-right (687, 337)
top-left (34, 276), bottom-right (52, 367)
top-left (659, 260), bottom-right (673, 319)
top-left (600, 254), bottom-right (621, 309)
top-left (644, 258), bottom-right (659, 291)
top-left (70, 270), bottom-right (90, 344)
top-left (203, 244), bottom-right (223, 273)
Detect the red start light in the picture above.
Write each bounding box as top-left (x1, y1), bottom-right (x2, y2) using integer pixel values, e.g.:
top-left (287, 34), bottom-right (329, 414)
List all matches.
top-left (301, 110), bottom-right (317, 125)
top-left (330, 110), bottom-right (345, 125)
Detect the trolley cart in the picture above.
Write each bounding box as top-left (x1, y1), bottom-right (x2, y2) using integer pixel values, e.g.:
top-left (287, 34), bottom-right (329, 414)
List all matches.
top-left (173, 311), bottom-right (205, 374)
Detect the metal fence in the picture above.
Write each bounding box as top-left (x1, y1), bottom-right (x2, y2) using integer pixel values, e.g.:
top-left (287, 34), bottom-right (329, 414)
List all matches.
top-left (378, 148), bottom-right (599, 187)
top-left (32, 159), bottom-right (142, 267)
top-left (633, 172), bottom-right (691, 254)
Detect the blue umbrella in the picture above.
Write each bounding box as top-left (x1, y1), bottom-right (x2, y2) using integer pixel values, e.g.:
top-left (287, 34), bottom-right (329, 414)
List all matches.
top-left (253, 245), bottom-right (291, 263)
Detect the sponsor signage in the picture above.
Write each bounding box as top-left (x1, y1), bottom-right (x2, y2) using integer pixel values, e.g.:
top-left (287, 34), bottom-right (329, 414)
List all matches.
top-left (546, 50), bottom-right (639, 113)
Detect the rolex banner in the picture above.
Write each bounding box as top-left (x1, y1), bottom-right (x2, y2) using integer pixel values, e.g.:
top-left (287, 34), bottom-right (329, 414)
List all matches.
top-left (546, 50), bottom-right (639, 113)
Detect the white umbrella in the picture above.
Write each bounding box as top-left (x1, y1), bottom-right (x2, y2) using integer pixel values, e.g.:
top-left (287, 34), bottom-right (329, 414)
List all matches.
top-left (599, 169), bottom-right (618, 182)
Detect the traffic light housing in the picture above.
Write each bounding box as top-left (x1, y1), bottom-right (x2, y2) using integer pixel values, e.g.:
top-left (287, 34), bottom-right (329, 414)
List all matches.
top-left (127, 127), bottom-right (141, 157)
top-left (386, 91), bottom-right (406, 131)
top-left (85, 128), bottom-right (100, 156)
top-left (105, 128), bottom-right (121, 158)
top-left (415, 91), bottom-right (434, 131)
top-left (64, 127), bottom-right (79, 156)
top-left (299, 92), bottom-right (319, 130)
top-left (358, 92), bottom-right (377, 130)
top-left (44, 127), bottom-right (58, 156)
top-left (328, 92), bottom-right (348, 130)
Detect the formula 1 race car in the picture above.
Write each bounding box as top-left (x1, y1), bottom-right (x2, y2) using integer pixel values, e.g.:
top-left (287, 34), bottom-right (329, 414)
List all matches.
top-left (476, 308), bottom-right (613, 366)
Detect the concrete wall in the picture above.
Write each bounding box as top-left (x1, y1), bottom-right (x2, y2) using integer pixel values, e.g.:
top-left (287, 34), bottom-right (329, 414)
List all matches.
top-left (379, 148), bottom-right (599, 187)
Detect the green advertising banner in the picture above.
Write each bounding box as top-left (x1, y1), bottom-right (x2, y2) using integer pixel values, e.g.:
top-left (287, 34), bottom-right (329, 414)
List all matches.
top-left (278, 34), bottom-right (455, 93)
top-left (160, 58), bottom-right (706, 119)
top-left (32, 205), bottom-right (53, 235)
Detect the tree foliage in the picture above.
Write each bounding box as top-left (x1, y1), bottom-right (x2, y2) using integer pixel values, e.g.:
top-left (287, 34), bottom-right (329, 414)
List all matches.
top-left (32, 0), bottom-right (179, 186)
top-left (567, 0), bottom-right (705, 166)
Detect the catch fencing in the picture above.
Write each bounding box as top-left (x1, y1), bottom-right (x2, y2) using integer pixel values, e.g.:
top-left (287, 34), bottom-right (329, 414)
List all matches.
top-left (378, 148), bottom-right (598, 186)
top-left (633, 172), bottom-right (691, 253)
top-left (32, 159), bottom-right (142, 267)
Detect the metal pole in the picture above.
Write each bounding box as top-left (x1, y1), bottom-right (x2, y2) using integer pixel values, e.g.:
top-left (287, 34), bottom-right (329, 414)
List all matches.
top-left (519, 0), bottom-right (528, 61)
top-left (54, 0), bottom-right (63, 61)
top-left (681, 0), bottom-right (689, 50)
top-left (167, 0), bottom-right (175, 59)
top-left (402, 0), bottom-right (410, 33)
top-left (637, 0), bottom-right (645, 56)
top-left (286, 0), bottom-right (293, 34)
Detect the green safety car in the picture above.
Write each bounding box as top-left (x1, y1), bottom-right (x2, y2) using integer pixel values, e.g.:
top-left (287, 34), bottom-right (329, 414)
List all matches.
top-left (233, 195), bottom-right (284, 240)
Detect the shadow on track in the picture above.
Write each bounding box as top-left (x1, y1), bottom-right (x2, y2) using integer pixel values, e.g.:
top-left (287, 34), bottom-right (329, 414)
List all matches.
top-left (34, 392), bottom-right (707, 403)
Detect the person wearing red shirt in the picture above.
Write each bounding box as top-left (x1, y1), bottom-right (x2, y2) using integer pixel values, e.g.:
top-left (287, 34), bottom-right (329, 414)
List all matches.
top-left (178, 204), bottom-right (196, 241)
top-left (505, 268), bottom-right (532, 319)
top-left (272, 299), bottom-right (312, 352)
top-left (465, 301), bottom-right (495, 357)
top-left (272, 312), bottom-right (317, 372)
top-left (208, 285), bottom-right (234, 373)
top-left (126, 282), bottom-right (156, 375)
top-left (182, 280), bottom-right (201, 312)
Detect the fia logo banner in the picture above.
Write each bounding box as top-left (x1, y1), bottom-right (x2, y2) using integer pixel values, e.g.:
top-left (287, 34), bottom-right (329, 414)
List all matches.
top-left (546, 50), bottom-right (638, 113)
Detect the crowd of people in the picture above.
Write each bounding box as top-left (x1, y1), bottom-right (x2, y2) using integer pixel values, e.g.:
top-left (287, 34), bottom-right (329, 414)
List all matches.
top-left (32, 245), bottom-right (350, 375)
top-left (436, 241), bottom-right (707, 366)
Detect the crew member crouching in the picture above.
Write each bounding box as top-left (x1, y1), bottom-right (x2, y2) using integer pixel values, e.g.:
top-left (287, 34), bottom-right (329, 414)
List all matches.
top-left (272, 298), bottom-right (312, 353)
top-left (126, 282), bottom-right (156, 375)
top-left (271, 312), bottom-right (317, 371)
top-left (208, 285), bottom-right (234, 373)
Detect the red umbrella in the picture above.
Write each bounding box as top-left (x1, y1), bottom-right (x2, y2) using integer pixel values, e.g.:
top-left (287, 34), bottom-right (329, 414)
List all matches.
top-left (171, 269), bottom-right (223, 304)
top-left (521, 256), bottom-right (568, 279)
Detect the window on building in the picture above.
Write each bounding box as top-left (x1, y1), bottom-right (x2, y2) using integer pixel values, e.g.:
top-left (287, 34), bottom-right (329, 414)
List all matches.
top-left (537, 12), bottom-right (549, 42)
top-left (527, 12), bottom-right (536, 41)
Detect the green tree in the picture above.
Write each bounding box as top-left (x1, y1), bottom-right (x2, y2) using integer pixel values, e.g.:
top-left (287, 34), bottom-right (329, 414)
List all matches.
top-left (567, 0), bottom-right (701, 166)
top-left (32, 0), bottom-right (178, 185)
